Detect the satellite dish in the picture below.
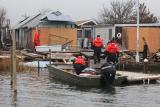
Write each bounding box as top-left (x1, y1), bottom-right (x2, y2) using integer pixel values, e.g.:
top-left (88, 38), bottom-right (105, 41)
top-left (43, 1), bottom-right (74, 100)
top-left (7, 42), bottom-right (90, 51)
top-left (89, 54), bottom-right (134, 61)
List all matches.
top-left (117, 33), bottom-right (122, 39)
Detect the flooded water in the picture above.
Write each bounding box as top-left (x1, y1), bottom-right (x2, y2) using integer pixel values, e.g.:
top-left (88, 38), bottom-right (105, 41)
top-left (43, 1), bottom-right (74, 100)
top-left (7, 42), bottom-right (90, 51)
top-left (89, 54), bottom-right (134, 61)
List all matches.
top-left (0, 70), bottom-right (160, 107)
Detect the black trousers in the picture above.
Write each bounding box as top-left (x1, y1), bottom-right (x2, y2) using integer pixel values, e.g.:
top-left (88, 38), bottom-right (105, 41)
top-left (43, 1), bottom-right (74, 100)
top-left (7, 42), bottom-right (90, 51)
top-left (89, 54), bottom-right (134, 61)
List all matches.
top-left (107, 53), bottom-right (118, 63)
top-left (73, 64), bottom-right (86, 75)
top-left (93, 47), bottom-right (101, 63)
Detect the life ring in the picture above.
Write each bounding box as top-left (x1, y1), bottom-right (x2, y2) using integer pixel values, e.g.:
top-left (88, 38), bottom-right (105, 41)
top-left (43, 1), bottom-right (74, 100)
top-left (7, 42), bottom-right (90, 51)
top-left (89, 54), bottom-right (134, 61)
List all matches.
top-left (117, 33), bottom-right (121, 39)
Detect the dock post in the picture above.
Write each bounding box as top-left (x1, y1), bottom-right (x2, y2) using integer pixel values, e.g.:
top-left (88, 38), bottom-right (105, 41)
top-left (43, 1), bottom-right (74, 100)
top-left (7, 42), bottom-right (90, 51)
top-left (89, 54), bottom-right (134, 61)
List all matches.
top-left (143, 79), bottom-right (145, 85)
top-left (10, 47), bottom-right (13, 86)
top-left (49, 49), bottom-right (51, 65)
top-left (11, 29), bottom-right (17, 93)
top-left (143, 58), bottom-right (149, 73)
top-left (122, 63), bottom-right (125, 70)
top-left (147, 79), bottom-right (150, 84)
top-left (38, 60), bottom-right (40, 74)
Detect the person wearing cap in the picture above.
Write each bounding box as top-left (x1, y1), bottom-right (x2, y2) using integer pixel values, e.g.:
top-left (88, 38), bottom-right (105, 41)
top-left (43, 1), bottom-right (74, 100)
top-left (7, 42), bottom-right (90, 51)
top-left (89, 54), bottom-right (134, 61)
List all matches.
top-left (92, 35), bottom-right (103, 64)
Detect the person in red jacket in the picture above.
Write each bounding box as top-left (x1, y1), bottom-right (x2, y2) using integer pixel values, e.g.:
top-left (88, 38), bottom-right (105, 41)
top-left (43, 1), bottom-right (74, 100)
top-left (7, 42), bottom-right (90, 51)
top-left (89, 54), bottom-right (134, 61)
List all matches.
top-left (105, 38), bottom-right (120, 64)
top-left (92, 35), bottom-right (103, 64)
top-left (73, 54), bottom-right (87, 75)
top-left (34, 30), bottom-right (40, 48)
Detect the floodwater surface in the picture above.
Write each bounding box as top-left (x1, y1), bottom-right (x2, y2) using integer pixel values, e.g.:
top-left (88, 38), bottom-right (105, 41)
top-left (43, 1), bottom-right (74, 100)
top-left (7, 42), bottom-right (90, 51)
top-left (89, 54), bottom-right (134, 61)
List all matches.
top-left (0, 70), bottom-right (160, 107)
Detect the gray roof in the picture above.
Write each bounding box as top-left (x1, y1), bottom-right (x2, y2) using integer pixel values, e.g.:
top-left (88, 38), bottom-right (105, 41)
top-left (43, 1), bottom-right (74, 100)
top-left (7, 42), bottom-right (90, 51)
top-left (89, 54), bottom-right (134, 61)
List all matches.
top-left (22, 13), bottom-right (43, 28)
top-left (13, 10), bottom-right (74, 29)
top-left (41, 11), bottom-right (73, 22)
top-left (76, 19), bottom-right (97, 26)
top-left (12, 13), bottom-right (41, 29)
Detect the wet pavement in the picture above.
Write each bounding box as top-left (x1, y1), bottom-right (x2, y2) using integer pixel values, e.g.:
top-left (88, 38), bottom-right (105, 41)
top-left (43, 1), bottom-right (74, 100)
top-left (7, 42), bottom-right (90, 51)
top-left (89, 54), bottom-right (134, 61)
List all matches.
top-left (0, 69), bottom-right (160, 107)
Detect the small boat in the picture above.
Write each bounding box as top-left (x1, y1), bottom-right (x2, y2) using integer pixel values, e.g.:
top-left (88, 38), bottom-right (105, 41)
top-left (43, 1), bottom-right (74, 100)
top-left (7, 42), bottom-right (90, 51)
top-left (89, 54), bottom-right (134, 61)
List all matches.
top-left (47, 63), bottom-right (126, 87)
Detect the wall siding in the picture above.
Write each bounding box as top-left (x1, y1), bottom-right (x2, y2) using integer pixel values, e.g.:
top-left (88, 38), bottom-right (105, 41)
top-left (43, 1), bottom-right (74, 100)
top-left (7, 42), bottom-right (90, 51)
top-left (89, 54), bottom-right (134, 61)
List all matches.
top-left (32, 27), bottom-right (77, 47)
top-left (123, 27), bottom-right (160, 53)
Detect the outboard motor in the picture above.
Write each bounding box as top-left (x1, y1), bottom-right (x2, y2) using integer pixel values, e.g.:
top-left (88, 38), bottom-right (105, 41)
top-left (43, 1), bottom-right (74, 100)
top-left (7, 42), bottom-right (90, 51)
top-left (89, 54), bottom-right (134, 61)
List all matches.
top-left (100, 62), bottom-right (116, 86)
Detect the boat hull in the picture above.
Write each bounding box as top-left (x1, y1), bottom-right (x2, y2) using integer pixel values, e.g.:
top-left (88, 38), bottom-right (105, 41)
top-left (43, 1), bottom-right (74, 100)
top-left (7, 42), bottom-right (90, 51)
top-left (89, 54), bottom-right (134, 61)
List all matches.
top-left (48, 65), bottom-right (102, 87)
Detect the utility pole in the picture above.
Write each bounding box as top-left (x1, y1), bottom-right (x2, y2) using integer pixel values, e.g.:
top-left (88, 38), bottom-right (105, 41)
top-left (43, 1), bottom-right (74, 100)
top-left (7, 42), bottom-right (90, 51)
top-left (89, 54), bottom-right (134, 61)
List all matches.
top-left (136, 0), bottom-right (140, 62)
top-left (11, 29), bottom-right (17, 93)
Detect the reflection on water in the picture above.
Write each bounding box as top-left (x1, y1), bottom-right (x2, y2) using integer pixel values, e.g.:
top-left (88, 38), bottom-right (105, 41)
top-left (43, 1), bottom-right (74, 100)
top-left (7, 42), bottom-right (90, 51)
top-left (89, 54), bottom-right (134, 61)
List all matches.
top-left (0, 70), bottom-right (160, 107)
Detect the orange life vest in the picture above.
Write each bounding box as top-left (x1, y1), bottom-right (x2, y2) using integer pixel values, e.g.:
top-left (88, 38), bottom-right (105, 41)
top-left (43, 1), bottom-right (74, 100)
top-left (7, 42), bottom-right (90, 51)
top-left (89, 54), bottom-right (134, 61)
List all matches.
top-left (106, 42), bottom-right (119, 53)
top-left (93, 37), bottom-right (103, 47)
top-left (75, 56), bottom-right (85, 65)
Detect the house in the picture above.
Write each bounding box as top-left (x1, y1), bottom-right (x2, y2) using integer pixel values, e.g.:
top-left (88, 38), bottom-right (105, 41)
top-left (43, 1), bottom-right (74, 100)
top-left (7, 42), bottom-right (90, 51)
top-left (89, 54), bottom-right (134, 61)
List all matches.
top-left (76, 19), bottom-right (97, 48)
top-left (0, 19), bottom-right (11, 48)
top-left (115, 24), bottom-right (160, 53)
top-left (76, 19), bottom-right (115, 48)
top-left (13, 11), bottom-right (77, 50)
top-left (94, 24), bottom-right (115, 45)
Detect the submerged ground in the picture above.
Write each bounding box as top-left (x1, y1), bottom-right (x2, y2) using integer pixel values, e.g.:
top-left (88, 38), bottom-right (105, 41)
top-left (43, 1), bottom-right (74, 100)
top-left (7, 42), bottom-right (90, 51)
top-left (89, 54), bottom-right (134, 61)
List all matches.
top-left (0, 69), bottom-right (160, 107)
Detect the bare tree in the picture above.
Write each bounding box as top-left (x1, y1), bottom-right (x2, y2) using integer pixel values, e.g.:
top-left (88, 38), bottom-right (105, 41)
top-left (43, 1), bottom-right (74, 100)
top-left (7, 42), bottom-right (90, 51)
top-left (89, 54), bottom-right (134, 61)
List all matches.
top-left (0, 7), bottom-right (6, 49)
top-left (98, 0), bottom-right (136, 24)
top-left (98, 0), bottom-right (158, 24)
top-left (132, 3), bottom-right (159, 23)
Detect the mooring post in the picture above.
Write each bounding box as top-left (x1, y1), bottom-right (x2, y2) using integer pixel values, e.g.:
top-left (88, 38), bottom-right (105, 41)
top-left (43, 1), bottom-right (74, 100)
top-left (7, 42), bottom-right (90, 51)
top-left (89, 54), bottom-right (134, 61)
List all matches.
top-left (144, 63), bottom-right (147, 73)
top-left (143, 79), bottom-right (145, 85)
top-left (143, 58), bottom-right (149, 73)
top-left (49, 49), bottom-right (51, 65)
top-left (118, 55), bottom-right (121, 70)
top-left (38, 60), bottom-right (40, 74)
top-left (10, 47), bottom-right (13, 86)
top-left (147, 78), bottom-right (150, 84)
top-left (11, 29), bottom-right (17, 93)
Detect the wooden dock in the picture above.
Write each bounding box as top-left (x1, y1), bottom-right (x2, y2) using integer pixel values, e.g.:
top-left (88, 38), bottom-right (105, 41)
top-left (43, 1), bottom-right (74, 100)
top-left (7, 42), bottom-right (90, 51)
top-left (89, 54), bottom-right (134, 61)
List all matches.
top-left (116, 71), bottom-right (160, 84)
top-left (89, 59), bottom-right (160, 85)
top-left (19, 50), bottom-right (160, 85)
top-left (21, 51), bottom-right (44, 59)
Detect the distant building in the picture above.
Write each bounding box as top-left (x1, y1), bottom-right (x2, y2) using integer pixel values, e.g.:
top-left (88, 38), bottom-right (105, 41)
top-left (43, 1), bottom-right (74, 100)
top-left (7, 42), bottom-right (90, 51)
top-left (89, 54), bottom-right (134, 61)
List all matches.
top-left (0, 19), bottom-right (11, 48)
top-left (76, 19), bottom-right (115, 48)
top-left (76, 20), bottom-right (160, 53)
top-left (76, 19), bottom-right (97, 48)
top-left (13, 11), bottom-right (77, 50)
top-left (94, 24), bottom-right (115, 45)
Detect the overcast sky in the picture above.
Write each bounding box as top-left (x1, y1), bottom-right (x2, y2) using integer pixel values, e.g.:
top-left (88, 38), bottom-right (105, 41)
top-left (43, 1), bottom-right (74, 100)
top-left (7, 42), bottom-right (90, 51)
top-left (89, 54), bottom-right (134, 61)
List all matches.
top-left (0, 0), bottom-right (159, 26)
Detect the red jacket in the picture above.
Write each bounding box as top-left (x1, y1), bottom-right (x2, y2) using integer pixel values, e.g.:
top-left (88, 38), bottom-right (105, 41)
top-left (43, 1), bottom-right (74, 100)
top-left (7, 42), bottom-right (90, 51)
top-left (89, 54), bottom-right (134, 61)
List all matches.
top-left (34, 32), bottom-right (40, 46)
top-left (75, 56), bottom-right (85, 65)
top-left (93, 37), bottom-right (103, 47)
top-left (106, 42), bottom-right (119, 53)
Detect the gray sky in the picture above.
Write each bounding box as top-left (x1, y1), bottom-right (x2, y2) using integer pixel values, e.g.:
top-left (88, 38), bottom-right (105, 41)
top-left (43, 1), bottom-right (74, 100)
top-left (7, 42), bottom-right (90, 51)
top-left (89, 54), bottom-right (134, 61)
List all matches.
top-left (0, 0), bottom-right (159, 26)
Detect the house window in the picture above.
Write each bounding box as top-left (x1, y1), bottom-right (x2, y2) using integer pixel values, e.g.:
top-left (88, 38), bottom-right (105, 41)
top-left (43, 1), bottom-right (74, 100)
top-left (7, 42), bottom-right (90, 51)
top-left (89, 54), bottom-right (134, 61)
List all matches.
top-left (77, 30), bottom-right (82, 38)
top-left (109, 29), bottom-right (112, 40)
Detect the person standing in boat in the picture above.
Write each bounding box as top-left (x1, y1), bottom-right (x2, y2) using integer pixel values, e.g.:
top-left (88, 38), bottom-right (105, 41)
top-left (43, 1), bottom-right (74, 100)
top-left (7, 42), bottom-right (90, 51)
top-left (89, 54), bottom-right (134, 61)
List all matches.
top-left (105, 37), bottom-right (120, 64)
top-left (73, 54), bottom-right (87, 75)
top-left (92, 35), bottom-right (103, 64)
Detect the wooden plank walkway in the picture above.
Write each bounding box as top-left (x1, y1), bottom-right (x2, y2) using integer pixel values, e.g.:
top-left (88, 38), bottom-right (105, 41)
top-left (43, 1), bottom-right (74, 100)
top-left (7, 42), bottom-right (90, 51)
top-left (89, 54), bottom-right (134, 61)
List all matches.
top-left (50, 52), bottom-right (73, 60)
top-left (89, 59), bottom-right (160, 84)
top-left (117, 71), bottom-right (160, 83)
top-left (21, 51), bottom-right (43, 59)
